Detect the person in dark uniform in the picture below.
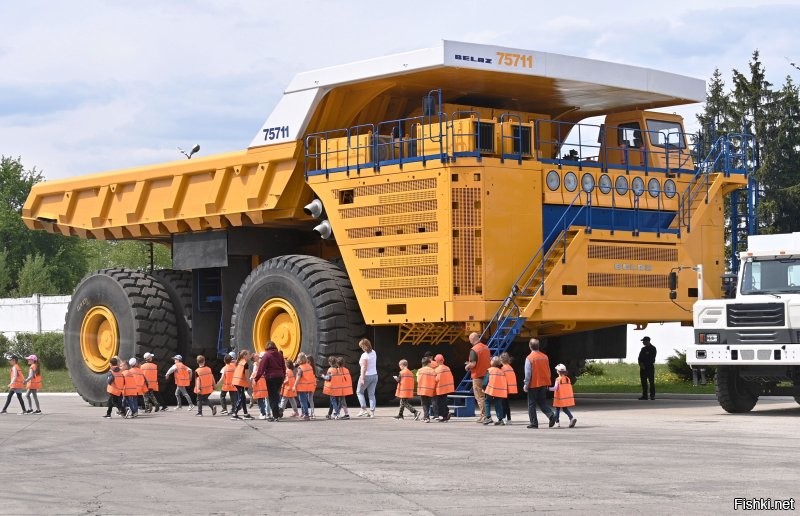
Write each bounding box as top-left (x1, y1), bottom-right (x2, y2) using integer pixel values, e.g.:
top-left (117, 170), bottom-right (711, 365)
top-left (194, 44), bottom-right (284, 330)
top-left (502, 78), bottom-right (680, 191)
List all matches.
top-left (638, 336), bottom-right (657, 400)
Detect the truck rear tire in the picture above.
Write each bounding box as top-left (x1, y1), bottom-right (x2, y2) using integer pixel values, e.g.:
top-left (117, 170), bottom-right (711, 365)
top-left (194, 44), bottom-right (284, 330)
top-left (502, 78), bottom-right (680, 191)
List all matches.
top-left (230, 255), bottom-right (365, 390)
top-left (64, 269), bottom-right (178, 406)
top-left (715, 366), bottom-right (758, 413)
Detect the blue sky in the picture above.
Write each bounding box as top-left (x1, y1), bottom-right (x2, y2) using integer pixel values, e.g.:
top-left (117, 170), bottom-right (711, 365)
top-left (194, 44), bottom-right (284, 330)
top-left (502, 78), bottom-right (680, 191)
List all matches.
top-left (2, 1), bottom-right (798, 361)
top-left (2, 1), bottom-right (799, 181)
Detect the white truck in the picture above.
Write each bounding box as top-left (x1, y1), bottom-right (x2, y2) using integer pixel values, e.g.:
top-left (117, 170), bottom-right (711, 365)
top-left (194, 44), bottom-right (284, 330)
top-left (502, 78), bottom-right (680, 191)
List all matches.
top-left (687, 232), bottom-right (800, 412)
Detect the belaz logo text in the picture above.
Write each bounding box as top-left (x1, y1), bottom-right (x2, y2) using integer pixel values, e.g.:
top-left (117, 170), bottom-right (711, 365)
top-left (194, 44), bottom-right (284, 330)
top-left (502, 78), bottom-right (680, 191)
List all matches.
top-left (454, 54), bottom-right (493, 64)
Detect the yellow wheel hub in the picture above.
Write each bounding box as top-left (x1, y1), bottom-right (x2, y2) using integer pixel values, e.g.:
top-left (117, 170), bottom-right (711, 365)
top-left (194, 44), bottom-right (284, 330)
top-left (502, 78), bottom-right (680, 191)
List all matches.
top-left (253, 298), bottom-right (301, 359)
top-left (80, 306), bottom-right (119, 373)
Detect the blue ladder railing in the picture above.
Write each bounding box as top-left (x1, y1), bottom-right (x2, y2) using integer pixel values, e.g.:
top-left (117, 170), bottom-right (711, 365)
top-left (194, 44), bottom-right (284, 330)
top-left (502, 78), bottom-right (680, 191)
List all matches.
top-left (454, 192), bottom-right (590, 394)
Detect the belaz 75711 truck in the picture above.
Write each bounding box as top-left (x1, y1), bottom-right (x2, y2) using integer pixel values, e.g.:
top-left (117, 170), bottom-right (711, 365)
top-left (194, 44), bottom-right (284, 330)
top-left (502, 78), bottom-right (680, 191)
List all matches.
top-left (688, 233), bottom-right (800, 412)
top-left (22, 41), bottom-right (751, 404)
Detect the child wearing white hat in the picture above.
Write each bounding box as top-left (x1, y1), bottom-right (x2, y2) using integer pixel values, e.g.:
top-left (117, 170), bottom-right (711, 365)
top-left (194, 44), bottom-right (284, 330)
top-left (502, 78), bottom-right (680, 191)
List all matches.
top-left (548, 364), bottom-right (577, 428)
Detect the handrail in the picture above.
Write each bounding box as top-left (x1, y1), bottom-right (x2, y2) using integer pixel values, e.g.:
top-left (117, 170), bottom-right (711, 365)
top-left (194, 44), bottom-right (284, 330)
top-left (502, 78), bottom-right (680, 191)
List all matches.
top-left (499, 113), bottom-right (523, 164)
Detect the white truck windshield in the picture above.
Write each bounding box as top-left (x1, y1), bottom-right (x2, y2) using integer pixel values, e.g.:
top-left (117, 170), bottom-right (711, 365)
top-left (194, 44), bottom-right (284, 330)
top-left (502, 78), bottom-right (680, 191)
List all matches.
top-left (740, 258), bottom-right (800, 294)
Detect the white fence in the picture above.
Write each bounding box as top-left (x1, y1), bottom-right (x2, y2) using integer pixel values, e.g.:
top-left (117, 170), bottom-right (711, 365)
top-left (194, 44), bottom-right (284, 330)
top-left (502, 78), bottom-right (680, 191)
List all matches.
top-left (0, 295), bottom-right (70, 339)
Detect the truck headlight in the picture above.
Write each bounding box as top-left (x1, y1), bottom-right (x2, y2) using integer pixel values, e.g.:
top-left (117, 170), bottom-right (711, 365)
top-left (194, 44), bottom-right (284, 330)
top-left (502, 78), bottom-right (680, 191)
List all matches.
top-left (699, 333), bottom-right (719, 343)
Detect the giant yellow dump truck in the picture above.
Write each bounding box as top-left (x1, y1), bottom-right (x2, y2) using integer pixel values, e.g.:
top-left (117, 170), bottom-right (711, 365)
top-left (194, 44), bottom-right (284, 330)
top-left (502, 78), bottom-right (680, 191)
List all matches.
top-left (23, 41), bottom-right (750, 404)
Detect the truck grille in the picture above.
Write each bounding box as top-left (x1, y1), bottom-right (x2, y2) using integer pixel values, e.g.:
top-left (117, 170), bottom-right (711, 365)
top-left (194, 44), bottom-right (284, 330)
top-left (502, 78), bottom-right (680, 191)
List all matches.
top-left (726, 303), bottom-right (785, 327)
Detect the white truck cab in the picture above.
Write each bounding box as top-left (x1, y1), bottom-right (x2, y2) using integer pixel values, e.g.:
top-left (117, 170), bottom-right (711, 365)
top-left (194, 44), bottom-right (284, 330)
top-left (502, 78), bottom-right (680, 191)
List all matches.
top-left (687, 232), bottom-right (800, 412)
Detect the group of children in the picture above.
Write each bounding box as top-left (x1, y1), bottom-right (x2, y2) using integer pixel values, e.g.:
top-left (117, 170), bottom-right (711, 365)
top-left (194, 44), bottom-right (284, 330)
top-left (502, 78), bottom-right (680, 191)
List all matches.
top-left (2, 353), bottom-right (42, 415)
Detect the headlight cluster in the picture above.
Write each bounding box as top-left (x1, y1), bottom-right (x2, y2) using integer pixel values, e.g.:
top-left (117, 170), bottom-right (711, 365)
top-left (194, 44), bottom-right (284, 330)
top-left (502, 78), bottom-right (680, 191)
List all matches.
top-left (545, 170), bottom-right (676, 199)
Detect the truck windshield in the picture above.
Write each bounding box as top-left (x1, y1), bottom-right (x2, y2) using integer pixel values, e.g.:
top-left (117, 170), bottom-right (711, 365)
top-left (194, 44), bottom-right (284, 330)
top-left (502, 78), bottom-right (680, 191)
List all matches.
top-left (645, 120), bottom-right (686, 149)
top-left (740, 258), bottom-right (800, 295)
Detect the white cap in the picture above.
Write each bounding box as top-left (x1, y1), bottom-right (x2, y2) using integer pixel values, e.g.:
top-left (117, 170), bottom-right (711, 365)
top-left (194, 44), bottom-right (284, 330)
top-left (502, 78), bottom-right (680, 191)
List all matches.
top-left (555, 363), bottom-right (567, 372)
top-left (227, 351), bottom-right (236, 359)
top-left (172, 354), bottom-right (183, 361)
top-left (128, 358), bottom-right (138, 366)
top-left (143, 352), bottom-right (154, 360)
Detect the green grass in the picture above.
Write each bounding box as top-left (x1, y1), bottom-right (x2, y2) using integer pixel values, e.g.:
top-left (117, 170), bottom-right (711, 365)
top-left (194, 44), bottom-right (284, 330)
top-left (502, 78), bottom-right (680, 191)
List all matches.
top-left (0, 366), bottom-right (75, 392)
top-left (575, 362), bottom-right (716, 394)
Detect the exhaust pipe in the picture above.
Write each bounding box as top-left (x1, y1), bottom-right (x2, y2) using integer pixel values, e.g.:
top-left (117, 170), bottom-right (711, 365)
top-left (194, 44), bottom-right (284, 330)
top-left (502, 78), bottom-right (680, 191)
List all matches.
top-left (303, 199), bottom-right (324, 218)
top-left (313, 220), bottom-right (333, 239)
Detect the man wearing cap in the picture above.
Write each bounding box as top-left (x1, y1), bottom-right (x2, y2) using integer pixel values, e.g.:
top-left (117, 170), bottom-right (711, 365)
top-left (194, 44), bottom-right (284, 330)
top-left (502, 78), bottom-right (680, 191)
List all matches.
top-left (523, 338), bottom-right (556, 428)
top-left (638, 336), bottom-right (657, 400)
top-left (465, 332), bottom-right (491, 423)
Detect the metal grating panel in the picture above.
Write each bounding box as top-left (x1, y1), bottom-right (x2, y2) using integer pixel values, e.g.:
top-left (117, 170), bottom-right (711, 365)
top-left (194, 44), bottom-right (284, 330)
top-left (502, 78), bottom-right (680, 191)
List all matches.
top-left (346, 222), bottom-right (438, 239)
top-left (361, 265), bottom-right (438, 279)
top-left (379, 190), bottom-right (436, 204)
top-left (379, 212), bottom-right (436, 225)
top-left (452, 187), bottom-right (482, 296)
top-left (354, 243), bottom-right (438, 258)
top-left (333, 178), bottom-right (436, 199)
top-left (340, 200), bottom-right (437, 219)
top-left (379, 256), bottom-right (438, 267)
top-left (727, 303), bottom-right (785, 327)
top-left (368, 287), bottom-right (438, 299)
top-left (587, 245), bottom-right (677, 262)
top-left (379, 277), bottom-right (437, 289)
top-left (588, 273), bottom-right (669, 288)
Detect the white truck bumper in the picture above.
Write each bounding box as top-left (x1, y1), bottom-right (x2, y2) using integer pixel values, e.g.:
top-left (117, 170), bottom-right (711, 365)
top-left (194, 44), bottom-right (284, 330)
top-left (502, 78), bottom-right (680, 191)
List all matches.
top-left (686, 343), bottom-right (800, 366)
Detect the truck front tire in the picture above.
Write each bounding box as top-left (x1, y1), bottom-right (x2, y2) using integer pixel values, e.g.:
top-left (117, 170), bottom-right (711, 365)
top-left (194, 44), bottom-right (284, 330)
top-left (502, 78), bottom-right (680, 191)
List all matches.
top-left (715, 366), bottom-right (759, 413)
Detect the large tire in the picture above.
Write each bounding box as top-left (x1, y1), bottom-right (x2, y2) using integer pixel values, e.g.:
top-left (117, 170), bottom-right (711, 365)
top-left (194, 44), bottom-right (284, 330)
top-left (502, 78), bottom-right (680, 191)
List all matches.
top-left (64, 269), bottom-right (178, 406)
top-left (715, 366), bottom-right (759, 413)
top-left (230, 255), bottom-right (365, 391)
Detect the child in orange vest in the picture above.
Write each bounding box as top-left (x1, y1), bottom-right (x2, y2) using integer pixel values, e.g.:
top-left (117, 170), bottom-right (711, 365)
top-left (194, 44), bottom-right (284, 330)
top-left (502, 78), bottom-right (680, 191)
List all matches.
top-left (293, 352), bottom-right (315, 420)
top-left (250, 352), bottom-right (271, 420)
top-left (336, 356), bottom-right (352, 420)
top-left (194, 355), bottom-right (217, 417)
top-left (122, 358), bottom-right (141, 418)
top-left (321, 356), bottom-right (340, 419)
top-left (23, 354), bottom-right (42, 414)
top-left (500, 352), bottom-right (517, 425)
top-left (549, 364), bottom-right (577, 428)
top-left (1, 354), bottom-right (27, 414)
top-left (484, 356), bottom-right (508, 425)
top-left (165, 354), bottom-right (194, 411)
top-left (230, 350), bottom-right (254, 420)
top-left (433, 354), bottom-right (454, 422)
top-left (279, 359), bottom-right (299, 417)
top-left (416, 356), bottom-right (436, 422)
top-left (140, 352), bottom-right (166, 412)
top-left (103, 357), bottom-right (125, 418)
top-left (393, 359), bottom-right (419, 420)
top-left (217, 352), bottom-right (237, 415)
top-left (306, 355), bottom-right (317, 418)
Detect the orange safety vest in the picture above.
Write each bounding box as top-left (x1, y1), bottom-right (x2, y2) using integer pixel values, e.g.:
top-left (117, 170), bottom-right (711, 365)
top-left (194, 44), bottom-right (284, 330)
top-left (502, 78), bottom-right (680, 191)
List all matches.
top-left (221, 363), bottom-right (236, 391)
top-left (27, 363), bottom-right (42, 390)
top-left (295, 363), bottom-right (316, 393)
top-left (9, 364), bottom-right (24, 390)
top-left (122, 370), bottom-right (138, 396)
top-left (252, 376), bottom-right (268, 399)
top-left (501, 364), bottom-right (518, 395)
top-left (526, 351), bottom-right (552, 388)
top-left (281, 368), bottom-right (297, 398)
top-left (194, 366), bottom-right (215, 395)
top-left (434, 364), bottom-right (455, 395)
top-left (141, 362), bottom-right (159, 392)
top-left (174, 362), bottom-right (191, 387)
top-left (485, 366), bottom-right (508, 398)
top-left (553, 376), bottom-right (575, 408)
top-left (340, 367), bottom-right (354, 396)
top-left (131, 366), bottom-right (147, 394)
top-left (470, 342), bottom-right (490, 379)
top-left (395, 369), bottom-right (415, 399)
top-left (416, 366), bottom-right (436, 397)
top-left (232, 360), bottom-right (250, 388)
top-left (107, 368), bottom-right (124, 396)
top-left (323, 367), bottom-right (337, 396)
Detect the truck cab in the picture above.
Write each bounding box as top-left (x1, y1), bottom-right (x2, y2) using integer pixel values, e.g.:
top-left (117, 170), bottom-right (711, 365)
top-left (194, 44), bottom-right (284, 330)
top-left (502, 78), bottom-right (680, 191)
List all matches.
top-left (688, 232), bottom-right (800, 412)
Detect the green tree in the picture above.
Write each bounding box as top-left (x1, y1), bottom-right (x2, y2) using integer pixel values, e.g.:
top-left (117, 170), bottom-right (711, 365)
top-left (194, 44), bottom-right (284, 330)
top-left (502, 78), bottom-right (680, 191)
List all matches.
top-left (0, 248), bottom-right (10, 296)
top-left (15, 253), bottom-right (58, 296)
top-left (0, 156), bottom-right (87, 295)
top-left (82, 240), bottom-right (172, 271)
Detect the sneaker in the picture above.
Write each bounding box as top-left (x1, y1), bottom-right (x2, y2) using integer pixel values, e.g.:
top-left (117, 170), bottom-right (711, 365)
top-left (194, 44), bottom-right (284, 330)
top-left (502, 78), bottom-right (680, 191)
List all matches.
top-left (505, 419), bottom-right (512, 425)
top-left (195, 413), bottom-right (203, 417)
top-left (555, 421), bottom-right (561, 428)
top-left (230, 414), bottom-right (241, 420)
top-left (393, 415), bottom-right (403, 420)
top-left (126, 408), bottom-right (132, 418)
top-left (483, 419), bottom-right (494, 425)
top-left (569, 418), bottom-right (577, 428)
top-left (176, 406), bottom-right (182, 410)
top-left (258, 415), bottom-right (268, 420)
top-left (267, 417), bottom-right (276, 422)
top-left (211, 406), bottom-right (217, 416)
top-left (638, 396), bottom-right (648, 400)
top-left (444, 413), bottom-right (451, 422)
top-left (526, 424), bottom-right (538, 429)
top-left (102, 414), bottom-right (111, 418)
top-left (369, 410), bottom-right (375, 418)
top-left (187, 405), bottom-right (195, 412)
top-left (220, 410), bottom-right (228, 415)
top-left (326, 414), bottom-right (332, 420)
top-left (25, 409), bottom-right (33, 414)
top-left (357, 410), bottom-right (368, 417)
top-left (340, 414), bottom-right (350, 420)
top-left (243, 414), bottom-right (254, 420)
top-left (0, 410), bottom-right (6, 414)
top-left (548, 414), bottom-right (556, 428)
top-left (302, 415), bottom-right (310, 421)
top-left (423, 418), bottom-right (431, 423)
top-left (160, 407), bottom-right (168, 412)
top-left (131, 413), bottom-right (138, 418)
top-left (494, 420), bottom-right (504, 426)
top-left (413, 412), bottom-right (420, 421)
top-left (650, 396), bottom-right (655, 400)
